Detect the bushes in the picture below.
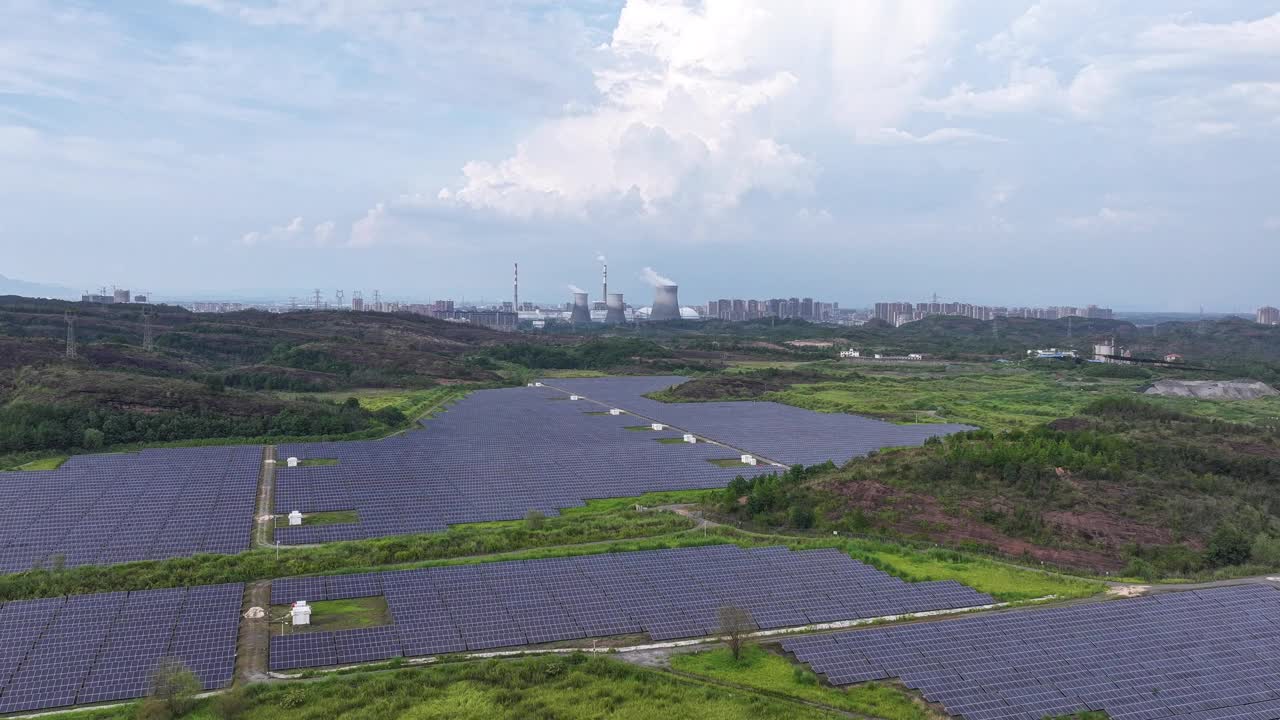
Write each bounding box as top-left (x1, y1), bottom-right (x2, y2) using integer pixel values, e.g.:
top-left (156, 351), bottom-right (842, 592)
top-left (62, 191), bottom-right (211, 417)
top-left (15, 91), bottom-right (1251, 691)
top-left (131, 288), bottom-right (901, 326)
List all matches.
top-left (478, 338), bottom-right (673, 370)
top-left (0, 398), bottom-right (390, 455)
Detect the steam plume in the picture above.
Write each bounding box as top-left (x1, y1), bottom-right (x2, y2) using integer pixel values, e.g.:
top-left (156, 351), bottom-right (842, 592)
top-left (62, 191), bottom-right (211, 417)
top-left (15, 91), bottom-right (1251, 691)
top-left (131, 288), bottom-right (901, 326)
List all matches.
top-left (641, 267), bottom-right (676, 287)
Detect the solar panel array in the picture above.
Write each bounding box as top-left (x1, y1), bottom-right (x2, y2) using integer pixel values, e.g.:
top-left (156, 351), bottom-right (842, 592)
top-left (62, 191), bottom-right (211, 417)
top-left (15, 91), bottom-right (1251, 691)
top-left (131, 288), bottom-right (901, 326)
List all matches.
top-left (268, 545), bottom-right (993, 670)
top-left (546, 376), bottom-right (974, 467)
top-left (0, 583), bottom-right (242, 714)
top-left (274, 379), bottom-right (971, 544)
top-left (0, 446), bottom-right (260, 572)
top-left (784, 584), bottom-right (1280, 720)
top-left (273, 387), bottom-right (754, 544)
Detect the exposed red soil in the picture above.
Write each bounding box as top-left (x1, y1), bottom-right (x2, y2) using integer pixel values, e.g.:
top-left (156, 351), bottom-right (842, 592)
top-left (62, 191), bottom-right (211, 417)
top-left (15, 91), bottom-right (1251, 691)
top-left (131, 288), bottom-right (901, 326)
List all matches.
top-left (822, 478), bottom-right (1173, 572)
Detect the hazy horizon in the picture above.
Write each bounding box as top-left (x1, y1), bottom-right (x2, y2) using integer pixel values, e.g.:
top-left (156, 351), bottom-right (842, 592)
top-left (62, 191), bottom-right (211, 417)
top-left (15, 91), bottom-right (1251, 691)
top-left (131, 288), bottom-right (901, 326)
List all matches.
top-left (2, 1), bottom-right (1278, 311)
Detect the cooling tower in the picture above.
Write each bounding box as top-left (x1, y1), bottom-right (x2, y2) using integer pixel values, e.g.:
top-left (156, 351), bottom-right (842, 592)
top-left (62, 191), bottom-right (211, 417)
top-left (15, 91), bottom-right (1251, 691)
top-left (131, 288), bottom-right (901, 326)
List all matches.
top-left (650, 285), bottom-right (681, 322)
top-left (570, 292), bottom-right (591, 323)
top-left (605, 293), bottom-right (626, 324)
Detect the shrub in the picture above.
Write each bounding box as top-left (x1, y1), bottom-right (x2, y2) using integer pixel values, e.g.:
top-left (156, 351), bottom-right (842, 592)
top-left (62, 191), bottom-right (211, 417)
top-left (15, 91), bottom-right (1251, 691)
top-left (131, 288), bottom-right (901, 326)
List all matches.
top-left (150, 658), bottom-right (200, 717)
top-left (82, 428), bottom-right (105, 449)
top-left (525, 509), bottom-right (546, 530)
top-left (1251, 533), bottom-right (1280, 568)
top-left (213, 686), bottom-right (249, 719)
top-left (1206, 524), bottom-right (1252, 568)
top-left (789, 505), bottom-right (815, 529)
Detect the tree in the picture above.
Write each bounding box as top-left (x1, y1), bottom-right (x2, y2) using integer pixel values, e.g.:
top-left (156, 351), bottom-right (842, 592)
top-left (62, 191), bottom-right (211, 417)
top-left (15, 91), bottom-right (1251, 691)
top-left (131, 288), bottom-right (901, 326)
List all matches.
top-left (717, 605), bottom-right (756, 662)
top-left (524, 509), bottom-right (545, 530)
top-left (144, 657), bottom-right (201, 719)
top-left (1207, 524), bottom-right (1252, 568)
top-left (82, 427), bottom-right (105, 449)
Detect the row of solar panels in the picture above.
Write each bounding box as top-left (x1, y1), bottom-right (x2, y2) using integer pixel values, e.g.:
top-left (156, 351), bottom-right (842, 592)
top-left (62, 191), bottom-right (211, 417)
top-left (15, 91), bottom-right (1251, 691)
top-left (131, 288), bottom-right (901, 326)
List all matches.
top-left (784, 584), bottom-right (1280, 720)
top-left (0, 446), bottom-right (260, 572)
top-left (271, 387), bottom-right (754, 544)
top-left (268, 545), bottom-right (994, 670)
top-left (544, 376), bottom-right (974, 467)
top-left (0, 584), bottom-right (243, 714)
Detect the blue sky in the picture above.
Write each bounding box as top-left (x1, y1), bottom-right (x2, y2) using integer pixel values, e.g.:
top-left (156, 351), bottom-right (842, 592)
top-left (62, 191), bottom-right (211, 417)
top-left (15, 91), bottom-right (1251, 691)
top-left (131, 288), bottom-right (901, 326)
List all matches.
top-left (1, 1), bottom-right (1277, 310)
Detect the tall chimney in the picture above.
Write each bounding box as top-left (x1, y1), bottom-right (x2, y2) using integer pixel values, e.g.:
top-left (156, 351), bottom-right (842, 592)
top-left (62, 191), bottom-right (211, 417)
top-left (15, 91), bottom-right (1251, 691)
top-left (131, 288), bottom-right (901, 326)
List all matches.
top-left (513, 262), bottom-right (519, 311)
top-left (650, 285), bottom-right (681, 321)
top-left (602, 262), bottom-right (608, 305)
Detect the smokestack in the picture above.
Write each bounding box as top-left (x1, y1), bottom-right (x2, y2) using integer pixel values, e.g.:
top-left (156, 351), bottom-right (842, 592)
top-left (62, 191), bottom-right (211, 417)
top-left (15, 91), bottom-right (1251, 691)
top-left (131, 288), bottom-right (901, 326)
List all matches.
top-left (571, 292), bottom-right (591, 323)
top-left (513, 262), bottom-right (519, 312)
top-left (602, 263), bottom-right (608, 305)
top-left (650, 285), bottom-right (681, 322)
top-left (605, 293), bottom-right (626, 324)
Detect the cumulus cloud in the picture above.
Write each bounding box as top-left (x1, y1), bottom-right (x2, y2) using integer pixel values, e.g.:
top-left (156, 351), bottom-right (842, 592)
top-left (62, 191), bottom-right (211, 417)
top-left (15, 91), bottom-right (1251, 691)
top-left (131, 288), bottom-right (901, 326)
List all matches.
top-left (438, 0), bottom-right (957, 220)
top-left (240, 216), bottom-right (338, 247)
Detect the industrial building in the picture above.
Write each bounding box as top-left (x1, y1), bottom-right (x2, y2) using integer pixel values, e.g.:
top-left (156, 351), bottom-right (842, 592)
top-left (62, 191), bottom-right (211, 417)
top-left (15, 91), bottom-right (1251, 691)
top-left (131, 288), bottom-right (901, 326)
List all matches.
top-left (649, 285), bottom-right (681, 321)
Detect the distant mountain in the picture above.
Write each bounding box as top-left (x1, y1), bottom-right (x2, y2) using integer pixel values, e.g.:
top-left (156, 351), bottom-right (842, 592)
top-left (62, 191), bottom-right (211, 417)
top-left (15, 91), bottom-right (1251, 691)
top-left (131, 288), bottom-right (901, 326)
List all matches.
top-left (0, 275), bottom-right (78, 300)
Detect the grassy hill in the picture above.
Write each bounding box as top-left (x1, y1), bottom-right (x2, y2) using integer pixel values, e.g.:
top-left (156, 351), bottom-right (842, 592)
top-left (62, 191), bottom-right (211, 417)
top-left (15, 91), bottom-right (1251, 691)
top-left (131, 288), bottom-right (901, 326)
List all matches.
top-left (0, 296), bottom-right (518, 463)
top-left (708, 398), bottom-right (1280, 577)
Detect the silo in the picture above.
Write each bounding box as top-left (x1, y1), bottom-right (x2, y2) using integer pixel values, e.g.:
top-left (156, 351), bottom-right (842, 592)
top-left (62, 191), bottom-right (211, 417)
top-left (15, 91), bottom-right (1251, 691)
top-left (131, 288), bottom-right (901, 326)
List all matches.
top-left (605, 293), bottom-right (626, 324)
top-left (570, 292), bottom-right (592, 323)
top-left (650, 285), bottom-right (681, 322)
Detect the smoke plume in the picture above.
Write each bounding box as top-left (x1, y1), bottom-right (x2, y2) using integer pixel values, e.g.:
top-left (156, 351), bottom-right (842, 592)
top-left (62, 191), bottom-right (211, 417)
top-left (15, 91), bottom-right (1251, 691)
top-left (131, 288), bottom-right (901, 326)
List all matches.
top-left (568, 284), bottom-right (585, 294)
top-left (641, 267), bottom-right (676, 287)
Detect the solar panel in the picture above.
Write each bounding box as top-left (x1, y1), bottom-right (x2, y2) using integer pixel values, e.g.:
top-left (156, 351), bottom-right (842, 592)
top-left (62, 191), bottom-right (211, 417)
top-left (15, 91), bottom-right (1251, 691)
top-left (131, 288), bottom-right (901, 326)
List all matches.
top-left (0, 446), bottom-right (259, 572)
top-left (265, 545), bottom-right (995, 670)
top-left (783, 584), bottom-right (1280, 720)
top-left (0, 585), bottom-right (242, 714)
top-left (271, 379), bottom-right (970, 545)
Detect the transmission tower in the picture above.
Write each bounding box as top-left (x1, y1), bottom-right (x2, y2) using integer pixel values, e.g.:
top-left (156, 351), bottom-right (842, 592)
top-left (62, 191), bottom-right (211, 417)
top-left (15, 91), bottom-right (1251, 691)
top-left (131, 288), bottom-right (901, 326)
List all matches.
top-left (142, 309), bottom-right (155, 351)
top-left (312, 288), bottom-right (322, 309)
top-left (373, 289), bottom-right (381, 312)
top-left (289, 296), bottom-right (298, 311)
top-left (65, 311), bottom-right (77, 359)
top-left (335, 289), bottom-right (345, 308)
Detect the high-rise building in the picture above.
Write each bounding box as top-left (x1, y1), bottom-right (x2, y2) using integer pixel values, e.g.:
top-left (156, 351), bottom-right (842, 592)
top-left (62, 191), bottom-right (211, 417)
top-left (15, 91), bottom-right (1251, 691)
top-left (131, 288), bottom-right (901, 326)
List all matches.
top-left (1259, 306), bottom-right (1280, 325)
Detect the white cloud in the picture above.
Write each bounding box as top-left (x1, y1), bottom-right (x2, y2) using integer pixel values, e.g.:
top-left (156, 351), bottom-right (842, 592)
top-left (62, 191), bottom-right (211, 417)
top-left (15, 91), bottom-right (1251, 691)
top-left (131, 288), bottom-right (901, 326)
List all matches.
top-left (1064, 207), bottom-right (1162, 232)
top-left (862, 127), bottom-right (1006, 145)
top-left (439, 0), bottom-right (956, 220)
top-left (1137, 12), bottom-right (1280, 56)
top-left (240, 216), bottom-right (338, 247)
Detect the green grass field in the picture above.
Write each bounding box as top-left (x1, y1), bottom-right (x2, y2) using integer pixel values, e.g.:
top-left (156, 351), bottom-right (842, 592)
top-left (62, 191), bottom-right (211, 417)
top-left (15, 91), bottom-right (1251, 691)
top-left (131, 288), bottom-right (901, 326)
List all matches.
top-left (672, 646), bottom-right (941, 720)
top-left (271, 596), bottom-right (390, 634)
top-left (39, 655), bottom-right (849, 720)
top-left (275, 510), bottom-right (360, 528)
top-left (9, 455), bottom-right (70, 471)
top-left (760, 366), bottom-right (1280, 433)
top-left (772, 370), bottom-right (1136, 432)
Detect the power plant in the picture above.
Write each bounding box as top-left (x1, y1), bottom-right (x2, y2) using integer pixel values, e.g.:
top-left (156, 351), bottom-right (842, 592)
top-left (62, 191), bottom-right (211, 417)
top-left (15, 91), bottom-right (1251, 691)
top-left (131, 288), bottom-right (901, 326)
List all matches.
top-left (650, 285), bottom-right (681, 322)
top-left (570, 292), bottom-right (591, 323)
top-left (605, 293), bottom-right (626, 324)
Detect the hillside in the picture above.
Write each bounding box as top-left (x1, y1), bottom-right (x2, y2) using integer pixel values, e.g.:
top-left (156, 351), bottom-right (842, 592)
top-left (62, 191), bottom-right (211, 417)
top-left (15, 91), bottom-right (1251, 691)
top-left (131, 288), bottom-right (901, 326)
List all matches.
top-left (0, 297), bottom-right (515, 461)
top-left (712, 398), bottom-right (1280, 576)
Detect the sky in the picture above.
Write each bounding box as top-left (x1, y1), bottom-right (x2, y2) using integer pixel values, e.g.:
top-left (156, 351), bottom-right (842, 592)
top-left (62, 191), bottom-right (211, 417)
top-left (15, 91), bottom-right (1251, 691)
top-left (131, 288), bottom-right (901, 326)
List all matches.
top-left (1, 1), bottom-right (1278, 311)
